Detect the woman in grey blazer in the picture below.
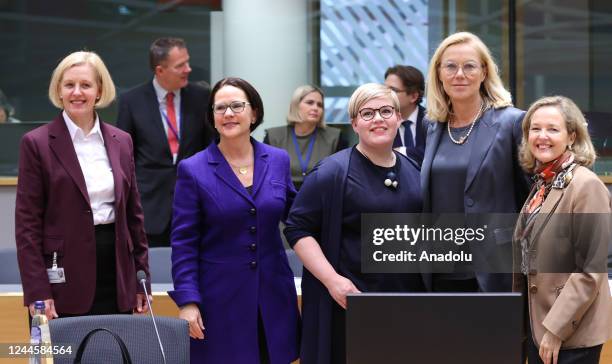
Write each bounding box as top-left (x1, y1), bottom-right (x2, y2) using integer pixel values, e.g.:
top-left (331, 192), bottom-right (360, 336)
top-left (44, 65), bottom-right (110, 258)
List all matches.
top-left (421, 31), bottom-right (530, 292)
top-left (264, 85), bottom-right (346, 189)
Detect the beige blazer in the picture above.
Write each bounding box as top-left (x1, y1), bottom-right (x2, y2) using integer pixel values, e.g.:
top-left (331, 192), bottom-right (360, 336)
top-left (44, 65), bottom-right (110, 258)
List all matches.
top-left (513, 165), bottom-right (612, 349)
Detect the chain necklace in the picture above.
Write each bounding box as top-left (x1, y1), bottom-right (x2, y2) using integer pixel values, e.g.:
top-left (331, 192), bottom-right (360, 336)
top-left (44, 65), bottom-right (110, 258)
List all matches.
top-left (228, 163), bottom-right (251, 175)
top-left (447, 101), bottom-right (487, 145)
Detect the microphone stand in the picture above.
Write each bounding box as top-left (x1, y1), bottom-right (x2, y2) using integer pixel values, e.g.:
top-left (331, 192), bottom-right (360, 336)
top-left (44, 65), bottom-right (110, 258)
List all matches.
top-left (139, 278), bottom-right (167, 364)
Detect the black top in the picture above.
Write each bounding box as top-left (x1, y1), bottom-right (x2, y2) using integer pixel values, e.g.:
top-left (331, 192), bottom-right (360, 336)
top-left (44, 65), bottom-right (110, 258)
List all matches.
top-left (430, 122), bottom-right (479, 213)
top-left (338, 147), bottom-right (424, 292)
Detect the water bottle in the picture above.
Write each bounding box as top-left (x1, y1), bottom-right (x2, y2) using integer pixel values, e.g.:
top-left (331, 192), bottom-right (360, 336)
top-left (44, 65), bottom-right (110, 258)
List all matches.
top-left (29, 301), bottom-right (53, 364)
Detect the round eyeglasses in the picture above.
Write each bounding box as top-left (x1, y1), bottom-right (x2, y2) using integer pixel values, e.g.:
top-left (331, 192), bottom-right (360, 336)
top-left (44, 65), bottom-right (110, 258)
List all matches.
top-left (358, 105), bottom-right (396, 121)
top-left (212, 101), bottom-right (250, 114)
top-left (440, 62), bottom-right (482, 77)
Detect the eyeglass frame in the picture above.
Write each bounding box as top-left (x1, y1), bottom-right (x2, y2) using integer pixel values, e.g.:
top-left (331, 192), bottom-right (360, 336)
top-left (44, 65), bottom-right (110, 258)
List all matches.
top-left (212, 101), bottom-right (251, 114)
top-left (357, 105), bottom-right (397, 121)
top-left (439, 61), bottom-right (484, 77)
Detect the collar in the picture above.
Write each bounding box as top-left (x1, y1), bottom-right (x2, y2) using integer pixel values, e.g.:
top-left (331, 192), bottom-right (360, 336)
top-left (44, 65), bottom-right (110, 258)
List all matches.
top-left (152, 77), bottom-right (179, 103)
top-left (62, 110), bottom-right (103, 142)
top-left (406, 106), bottom-right (419, 124)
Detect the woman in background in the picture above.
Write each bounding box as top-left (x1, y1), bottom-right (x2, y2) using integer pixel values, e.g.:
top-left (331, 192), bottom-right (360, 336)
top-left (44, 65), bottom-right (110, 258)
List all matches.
top-left (265, 85), bottom-right (346, 189)
top-left (513, 96), bottom-right (611, 364)
top-left (170, 77), bottom-right (300, 363)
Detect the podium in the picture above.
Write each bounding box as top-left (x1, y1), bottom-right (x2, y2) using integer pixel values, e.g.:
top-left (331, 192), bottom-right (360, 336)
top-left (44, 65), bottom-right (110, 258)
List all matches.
top-left (346, 293), bottom-right (522, 364)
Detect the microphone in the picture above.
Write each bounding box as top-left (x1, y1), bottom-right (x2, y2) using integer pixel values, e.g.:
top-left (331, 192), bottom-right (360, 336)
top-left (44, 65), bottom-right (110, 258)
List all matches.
top-left (137, 270), bottom-right (166, 364)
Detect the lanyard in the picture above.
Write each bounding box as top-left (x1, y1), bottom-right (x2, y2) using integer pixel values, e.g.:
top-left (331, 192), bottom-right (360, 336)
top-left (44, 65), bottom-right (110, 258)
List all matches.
top-left (160, 109), bottom-right (181, 143)
top-left (291, 128), bottom-right (317, 176)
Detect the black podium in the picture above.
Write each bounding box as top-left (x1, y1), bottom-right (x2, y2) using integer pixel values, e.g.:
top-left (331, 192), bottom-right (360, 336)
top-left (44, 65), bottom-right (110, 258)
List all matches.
top-left (346, 293), bottom-right (523, 364)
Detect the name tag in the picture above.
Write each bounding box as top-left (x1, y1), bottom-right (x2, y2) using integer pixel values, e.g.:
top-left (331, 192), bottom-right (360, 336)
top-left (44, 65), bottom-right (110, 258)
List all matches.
top-left (47, 267), bottom-right (66, 284)
top-left (47, 252), bottom-right (66, 283)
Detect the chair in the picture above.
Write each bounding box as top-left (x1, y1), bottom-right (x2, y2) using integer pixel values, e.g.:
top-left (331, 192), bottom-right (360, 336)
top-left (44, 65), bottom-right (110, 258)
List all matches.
top-left (48, 314), bottom-right (189, 364)
top-left (0, 249), bottom-right (21, 284)
top-left (285, 249), bottom-right (303, 277)
top-left (148, 247), bottom-right (173, 284)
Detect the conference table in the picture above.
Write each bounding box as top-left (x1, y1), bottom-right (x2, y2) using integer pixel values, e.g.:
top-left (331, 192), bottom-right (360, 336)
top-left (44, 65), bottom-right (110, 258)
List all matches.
top-left (1, 282), bottom-right (611, 363)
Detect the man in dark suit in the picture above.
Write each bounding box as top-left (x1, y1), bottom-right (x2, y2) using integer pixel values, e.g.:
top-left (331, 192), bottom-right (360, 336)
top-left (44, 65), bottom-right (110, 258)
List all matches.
top-left (384, 65), bottom-right (427, 165)
top-left (117, 37), bottom-right (213, 246)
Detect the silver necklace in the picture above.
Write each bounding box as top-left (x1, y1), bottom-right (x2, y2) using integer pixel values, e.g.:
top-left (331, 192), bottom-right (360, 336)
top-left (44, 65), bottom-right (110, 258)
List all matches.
top-left (447, 102), bottom-right (486, 145)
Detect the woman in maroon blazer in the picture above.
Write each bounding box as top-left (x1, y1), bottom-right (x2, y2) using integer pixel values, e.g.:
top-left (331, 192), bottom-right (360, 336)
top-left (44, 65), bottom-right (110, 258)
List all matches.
top-left (15, 51), bottom-right (150, 320)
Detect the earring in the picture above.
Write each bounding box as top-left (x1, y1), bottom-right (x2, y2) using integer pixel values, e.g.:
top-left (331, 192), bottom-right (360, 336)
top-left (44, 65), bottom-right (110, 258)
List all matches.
top-left (568, 144), bottom-right (573, 151)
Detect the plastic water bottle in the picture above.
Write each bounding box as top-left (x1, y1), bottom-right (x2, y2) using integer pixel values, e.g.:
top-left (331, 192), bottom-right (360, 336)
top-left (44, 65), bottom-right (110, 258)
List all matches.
top-left (29, 301), bottom-right (53, 364)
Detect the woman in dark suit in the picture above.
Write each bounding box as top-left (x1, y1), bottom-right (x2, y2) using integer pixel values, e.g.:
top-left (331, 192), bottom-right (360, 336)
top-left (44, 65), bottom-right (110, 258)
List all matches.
top-left (421, 31), bottom-right (529, 292)
top-left (15, 51), bottom-right (150, 320)
top-left (169, 77), bottom-right (300, 363)
top-left (264, 85), bottom-right (345, 189)
top-left (284, 83), bottom-right (426, 364)
top-left (513, 96), bottom-right (611, 364)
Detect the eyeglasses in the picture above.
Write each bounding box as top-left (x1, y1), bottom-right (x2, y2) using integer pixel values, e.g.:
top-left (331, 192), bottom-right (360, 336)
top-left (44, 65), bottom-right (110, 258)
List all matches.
top-left (212, 101), bottom-right (250, 114)
top-left (358, 105), bottom-right (395, 121)
top-left (440, 62), bottom-right (482, 77)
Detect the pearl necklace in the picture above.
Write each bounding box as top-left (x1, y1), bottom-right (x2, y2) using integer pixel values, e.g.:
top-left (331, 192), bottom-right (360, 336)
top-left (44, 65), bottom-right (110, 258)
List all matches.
top-left (447, 101), bottom-right (487, 145)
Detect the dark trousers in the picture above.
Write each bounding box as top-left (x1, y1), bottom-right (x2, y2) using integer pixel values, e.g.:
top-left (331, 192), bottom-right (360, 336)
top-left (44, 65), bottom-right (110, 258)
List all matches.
top-left (146, 223), bottom-right (171, 247)
top-left (526, 332), bottom-right (602, 364)
top-left (28, 223), bottom-right (129, 328)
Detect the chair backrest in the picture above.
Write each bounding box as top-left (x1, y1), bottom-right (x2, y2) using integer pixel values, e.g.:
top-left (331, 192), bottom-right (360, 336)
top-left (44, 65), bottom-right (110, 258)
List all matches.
top-left (148, 247), bottom-right (172, 284)
top-left (48, 314), bottom-right (189, 364)
top-left (285, 249), bottom-right (303, 277)
top-left (0, 249), bottom-right (21, 283)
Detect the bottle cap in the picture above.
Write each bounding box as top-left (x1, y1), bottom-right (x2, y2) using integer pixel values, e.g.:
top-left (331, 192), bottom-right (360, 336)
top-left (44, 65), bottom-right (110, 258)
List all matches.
top-left (34, 301), bottom-right (45, 310)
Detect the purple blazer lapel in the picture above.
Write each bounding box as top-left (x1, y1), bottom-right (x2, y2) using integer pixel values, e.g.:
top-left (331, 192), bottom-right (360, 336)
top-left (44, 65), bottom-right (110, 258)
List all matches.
top-left (100, 122), bottom-right (124, 206)
top-left (48, 114), bottom-right (90, 205)
top-left (209, 143), bottom-right (253, 203)
top-left (251, 140), bottom-right (269, 198)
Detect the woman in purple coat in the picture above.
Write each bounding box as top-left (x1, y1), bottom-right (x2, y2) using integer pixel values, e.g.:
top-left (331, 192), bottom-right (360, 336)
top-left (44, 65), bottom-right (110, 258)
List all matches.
top-left (169, 77), bottom-right (300, 363)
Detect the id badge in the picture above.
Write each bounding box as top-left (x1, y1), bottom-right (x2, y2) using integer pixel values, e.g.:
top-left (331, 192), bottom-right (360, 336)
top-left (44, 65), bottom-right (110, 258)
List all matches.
top-left (47, 267), bottom-right (66, 283)
top-left (47, 251), bottom-right (66, 283)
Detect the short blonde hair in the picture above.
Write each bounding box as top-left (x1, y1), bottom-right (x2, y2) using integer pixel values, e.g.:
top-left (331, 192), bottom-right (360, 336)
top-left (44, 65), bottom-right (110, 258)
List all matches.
top-left (348, 83), bottom-right (400, 122)
top-left (519, 96), bottom-right (596, 172)
top-left (48, 51), bottom-right (116, 109)
top-left (425, 32), bottom-right (513, 122)
top-left (287, 85), bottom-right (326, 127)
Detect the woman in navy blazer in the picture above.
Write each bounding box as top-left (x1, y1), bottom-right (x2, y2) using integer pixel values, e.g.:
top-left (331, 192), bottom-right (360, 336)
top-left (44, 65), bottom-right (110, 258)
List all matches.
top-left (15, 51), bottom-right (150, 320)
top-left (169, 77), bottom-right (300, 363)
top-left (421, 32), bottom-right (530, 292)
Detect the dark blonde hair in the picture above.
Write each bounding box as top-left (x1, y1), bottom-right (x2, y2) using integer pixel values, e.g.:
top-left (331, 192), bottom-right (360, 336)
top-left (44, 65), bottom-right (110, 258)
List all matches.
top-left (287, 85), bottom-right (325, 127)
top-left (348, 83), bottom-right (399, 122)
top-left (519, 95), bottom-right (596, 172)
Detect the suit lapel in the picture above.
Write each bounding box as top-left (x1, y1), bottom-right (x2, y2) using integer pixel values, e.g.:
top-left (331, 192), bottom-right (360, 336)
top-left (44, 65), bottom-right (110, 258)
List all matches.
top-left (421, 121), bottom-right (443, 210)
top-left (528, 188), bottom-right (564, 245)
top-left (251, 141), bottom-right (269, 198)
top-left (209, 143), bottom-right (253, 204)
top-left (465, 108), bottom-right (500, 192)
top-left (100, 122), bottom-right (123, 206)
top-left (178, 86), bottom-right (190, 160)
top-left (145, 83), bottom-right (172, 160)
top-left (415, 105), bottom-right (426, 147)
top-left (48, 115), bottom-right (90, 205)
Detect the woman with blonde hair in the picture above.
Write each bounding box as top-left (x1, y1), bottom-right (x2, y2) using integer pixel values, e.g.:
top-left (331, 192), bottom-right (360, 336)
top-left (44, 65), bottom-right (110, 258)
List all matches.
top-left (421, 31), bottom-right (529, 292)
top-left (16, 51), bottom-right (150, 320)
top-left (264, 85), bottom-right (346, 189)
top-left (513, 95), bottom-right (611, 364)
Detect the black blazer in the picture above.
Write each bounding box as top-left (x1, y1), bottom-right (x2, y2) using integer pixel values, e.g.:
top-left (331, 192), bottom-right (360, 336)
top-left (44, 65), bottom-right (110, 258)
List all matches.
top-left (421, 106), bottom-right (531, 291)
top-left (117, 81), bottom-right (213, 235)
top-left (396, 105), bottom-right (428, 166)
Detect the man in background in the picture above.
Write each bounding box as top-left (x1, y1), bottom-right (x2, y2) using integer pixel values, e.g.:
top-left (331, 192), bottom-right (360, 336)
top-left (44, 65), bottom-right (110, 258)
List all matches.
top-left (384, 65), bottom-right (427, 165)
top-left (117, 37), bottom-right (213, 246)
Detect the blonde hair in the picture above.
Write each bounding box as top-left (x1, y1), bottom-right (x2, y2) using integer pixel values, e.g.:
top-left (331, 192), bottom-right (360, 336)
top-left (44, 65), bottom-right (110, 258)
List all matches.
top-left (519, 96), bottom-right (596, 172)
top-left (287, 85), bottom-right (326, 127)
top-left (348, 83), bottom-right (400, 121)
top-left (425, 32), bottom-right (513, 122)
top-left (48, 51), bottom-right (116, 109)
